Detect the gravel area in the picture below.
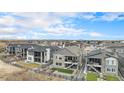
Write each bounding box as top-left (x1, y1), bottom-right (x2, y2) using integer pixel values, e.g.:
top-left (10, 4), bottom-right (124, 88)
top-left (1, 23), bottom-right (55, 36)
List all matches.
top-left (0, 60), bottom-right (64, 81)
top-left (0, 60), bottom-right (23, 80)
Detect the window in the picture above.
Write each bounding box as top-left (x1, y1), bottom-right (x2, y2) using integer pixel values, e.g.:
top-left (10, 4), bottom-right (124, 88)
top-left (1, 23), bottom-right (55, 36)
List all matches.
top-left (42, 52), bottom-right (44, 62)
top-left (56, 63), bottom-right (58, 65)
top-left (28, 57), bottom-right (32, 60)
top-left (59, 57), bottom-right (62, 60)
top-left (68, 56), bottom-right (72, 60)
top-left (56, 63), bottom-right (62, 66)
top-left (34, 58), bottom-right (41, 63)
top-left (107, 68), bottom-right (110, 72)
top-left (59, 63), bottom-right (62, 66)
top-left (65, 56), bottom-right (68, 61)
top-left (34, 52), bottom-right (41, 57)
top-left (112, 69), bottom-right (115, 72)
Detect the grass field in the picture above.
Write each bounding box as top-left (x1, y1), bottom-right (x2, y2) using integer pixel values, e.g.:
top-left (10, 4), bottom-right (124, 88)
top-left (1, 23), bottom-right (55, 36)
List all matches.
top-left (105, 75), bottom-right (119, 81)
top-left (86, 72), bottom-right (98, 81)
top-left (52, 68), bottom-right (74, 74)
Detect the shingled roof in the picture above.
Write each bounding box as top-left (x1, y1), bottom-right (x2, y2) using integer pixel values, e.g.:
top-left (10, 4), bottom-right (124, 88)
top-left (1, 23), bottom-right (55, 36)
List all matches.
top-left (8, 43), bottom-right (60, 52)
top-left (54, 46), bottom-right (81, 56)
top-left (86, 49), bottom-right (115, 58)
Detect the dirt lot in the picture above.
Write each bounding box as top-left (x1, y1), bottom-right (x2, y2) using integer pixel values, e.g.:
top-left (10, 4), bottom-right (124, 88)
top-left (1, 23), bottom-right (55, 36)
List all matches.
top-left (0, 60), bottom-right (64, 81)
top-left (0, 60), bottom-right (23, 80)
top-left (0, 42), bottom-right (6, 47)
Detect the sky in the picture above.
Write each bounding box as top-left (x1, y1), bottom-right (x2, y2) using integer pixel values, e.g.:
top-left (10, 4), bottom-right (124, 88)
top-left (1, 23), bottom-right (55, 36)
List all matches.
top-left (0, 12), bottom-right (124, 40)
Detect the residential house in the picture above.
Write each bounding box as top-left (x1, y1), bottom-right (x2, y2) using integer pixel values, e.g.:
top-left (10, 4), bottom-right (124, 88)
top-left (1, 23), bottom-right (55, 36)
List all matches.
top-left (53, 46), bottom-right (83, 69)
top-left (86, 49), bottom-right (118, 75)
top-left (108, 45), bottom-right (124, 78)
top-left (6, 43), bottom-right (35, 59)
top-left (26, 45), bottom-right (60, 64)
top-left (6, 43), bottom-right (60, 64)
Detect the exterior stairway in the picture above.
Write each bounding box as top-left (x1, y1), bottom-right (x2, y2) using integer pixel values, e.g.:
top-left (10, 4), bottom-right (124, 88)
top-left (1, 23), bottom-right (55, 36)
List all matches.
top-left (72, 64), bottom-right (85, 81)
top-left (88, 64), bottom-right (100, 74)
top-left (65, 62), bottom-right (78, 69)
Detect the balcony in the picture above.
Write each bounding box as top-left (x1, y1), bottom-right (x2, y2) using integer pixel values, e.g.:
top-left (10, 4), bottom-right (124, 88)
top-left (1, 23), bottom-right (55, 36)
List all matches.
top-left (87, 61), bottom-right (102, 67)
top-left (64, 61), bottom-right (78, 64)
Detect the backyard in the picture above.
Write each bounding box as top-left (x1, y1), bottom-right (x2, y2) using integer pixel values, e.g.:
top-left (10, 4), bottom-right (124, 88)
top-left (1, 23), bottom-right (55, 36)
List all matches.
top-left (86, 72), bottom-right (98, 81)
top-left (52, 67), bottom-right (74, 74)
top-left (105, 75), bottom-right (119, 81)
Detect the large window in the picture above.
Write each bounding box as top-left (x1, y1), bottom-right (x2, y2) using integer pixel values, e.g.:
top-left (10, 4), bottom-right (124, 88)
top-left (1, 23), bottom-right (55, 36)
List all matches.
top-left (56, 62), bottom-right (62, 66)
top-left (65, 56), bottom-right (73, 61)
top-left (34, 52), bottom-right (41, 57)
top-left (34, 58), bottom-right (41, 63)
top-left (106, 59), bottom-right (116, 65)
top-left (68, 56), bottom-right (72, 60)
top-left (112, 68), bottom-right (115, 72)
top-left (65, 56), bottom-right (68, 61)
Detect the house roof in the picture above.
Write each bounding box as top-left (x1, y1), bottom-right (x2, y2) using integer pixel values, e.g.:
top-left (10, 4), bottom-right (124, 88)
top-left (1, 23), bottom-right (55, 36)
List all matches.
top-left (28, 45), bottom-right (60, 52)
top-left (8, 43), bottom-right (36, 49)
top-left (86, 49), bottom-right (115, 58)
top-left (54, 46), bottom-right (81, 56)
top-left (28, 45), bottom-right (46, 52)
top-left (108, 46), bottom-right (124, 49)
top-left (8, 43), bottom-right (60, 52)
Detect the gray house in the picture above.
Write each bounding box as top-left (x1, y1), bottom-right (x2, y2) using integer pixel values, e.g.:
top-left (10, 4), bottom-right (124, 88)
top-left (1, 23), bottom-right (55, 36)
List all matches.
top-left (108, 45), bottom-right (124, 54)
top-left (6, 43), bottom-right (60, 64)
top-left (108, 45), bottom-right (124, 78)
top-left (26, 45), bottom-right (60, 64)
top-left (86, 49), bottom-right (118, 75)
top-left (53, 46), bottom-right (83, 69)
top-left (6, 43), bottom-right (35, 59)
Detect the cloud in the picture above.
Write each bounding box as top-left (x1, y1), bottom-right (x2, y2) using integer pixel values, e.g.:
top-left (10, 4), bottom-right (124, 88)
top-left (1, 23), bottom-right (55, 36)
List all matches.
top-left (89, 32), bottom-right (104, 37)
top-left (51, 12), bottom-right (77, 17)
top-left (80, 13), bottom-right (96, 20)
top-left (0, 15), bottom-right (15, 26)
top-left (0, 27), bottom-right (18, 34)
top-left (0, 34), bottom-right (27, 40)
top-left (44, 23), bottom-right (86, 37)
top-left (94, 12), bottom-right (124, 21)
top-left (76, 12), bottom-right (124, 22)
top-left (0, 12), bottom-right (124, 40)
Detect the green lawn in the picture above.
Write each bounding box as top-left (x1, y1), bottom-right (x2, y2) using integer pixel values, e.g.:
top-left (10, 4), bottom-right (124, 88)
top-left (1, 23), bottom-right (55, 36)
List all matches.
top-left (52, 68), bottom-right (74, 74)
top-left (105, 75), bottom-right (119, 81)
top-left (86, 72), bottom-right (98, 81)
